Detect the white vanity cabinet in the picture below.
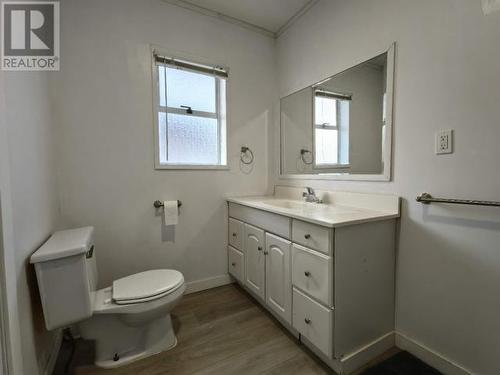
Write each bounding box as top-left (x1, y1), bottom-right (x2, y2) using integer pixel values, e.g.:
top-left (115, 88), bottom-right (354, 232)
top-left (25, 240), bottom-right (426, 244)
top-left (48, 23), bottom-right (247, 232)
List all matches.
top-left (227, 192), bottom-right (399, 375)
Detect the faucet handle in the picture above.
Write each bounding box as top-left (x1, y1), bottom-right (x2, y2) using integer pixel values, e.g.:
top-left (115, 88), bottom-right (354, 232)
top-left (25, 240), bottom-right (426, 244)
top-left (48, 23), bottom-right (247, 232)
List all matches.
top-left (306, 187), bottom-right (315, 195)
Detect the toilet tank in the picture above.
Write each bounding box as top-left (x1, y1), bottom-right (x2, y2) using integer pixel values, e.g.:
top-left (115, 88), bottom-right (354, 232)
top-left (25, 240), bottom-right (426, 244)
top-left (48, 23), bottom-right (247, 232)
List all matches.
top-left (30, 226), bottom-right (98, 330)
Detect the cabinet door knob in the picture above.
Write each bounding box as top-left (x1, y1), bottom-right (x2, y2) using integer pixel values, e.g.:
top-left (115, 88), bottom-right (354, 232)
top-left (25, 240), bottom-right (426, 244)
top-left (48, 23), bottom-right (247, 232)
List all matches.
top-left (304, 234), bottom-right (311, 239)
top-left (304, 318), bottom-right (311, 324)
top-left (232, 233), bottom-right (237, 237)
top-left (304, 271), bottom-right (311, 277)
top-left (231, 262), bottom-right (236, 266)
top-left (264, 250), bottom-right (269, 255)
top-left (258, 246), bottom-right (263, 251)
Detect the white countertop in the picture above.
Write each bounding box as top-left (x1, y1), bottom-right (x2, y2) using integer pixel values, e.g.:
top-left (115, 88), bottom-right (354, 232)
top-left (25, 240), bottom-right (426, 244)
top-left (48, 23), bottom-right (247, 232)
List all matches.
top-left (227, 194), bottom-right (400, 228)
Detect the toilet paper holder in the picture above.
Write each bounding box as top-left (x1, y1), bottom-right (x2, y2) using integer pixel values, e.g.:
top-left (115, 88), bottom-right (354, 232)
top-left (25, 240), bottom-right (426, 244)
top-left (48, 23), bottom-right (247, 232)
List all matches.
top-left (153, 200), bottom-right (182, 208)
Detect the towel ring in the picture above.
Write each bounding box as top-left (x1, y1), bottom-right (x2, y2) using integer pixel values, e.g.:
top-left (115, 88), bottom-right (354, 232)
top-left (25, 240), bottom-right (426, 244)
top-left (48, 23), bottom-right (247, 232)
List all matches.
top-left (240, 146), bottom-right (254, 165)
top-left (300, 149), bottom-right (313, 165)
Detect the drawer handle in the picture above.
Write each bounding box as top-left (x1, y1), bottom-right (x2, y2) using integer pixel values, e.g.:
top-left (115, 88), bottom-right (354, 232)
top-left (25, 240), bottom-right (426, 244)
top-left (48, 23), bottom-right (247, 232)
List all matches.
top-left (231, 262), bottom-right (236, 266)
top-left (304, 271), bottom-right (311, 277)
top-left (304, 234), bottom-right (311, 239)
top-left (258, 246), bottom-right (263, 251)
top-left (304, 318), bottom-right (311, 325)
top-left (232, 233), bottom-right (237, 237)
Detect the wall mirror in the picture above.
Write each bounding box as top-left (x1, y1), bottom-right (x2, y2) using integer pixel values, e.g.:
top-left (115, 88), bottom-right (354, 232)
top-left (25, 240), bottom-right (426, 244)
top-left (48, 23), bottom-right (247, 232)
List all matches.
top-left (280, 43), bottom-right (395, 181)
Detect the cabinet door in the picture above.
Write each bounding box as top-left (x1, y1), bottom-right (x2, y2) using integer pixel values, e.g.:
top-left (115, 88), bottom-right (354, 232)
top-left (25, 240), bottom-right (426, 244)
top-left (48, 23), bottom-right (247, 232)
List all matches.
top-left (244, 224), bottom-right (265, 300)
top-left (265, 233), bottom-right (292, 324)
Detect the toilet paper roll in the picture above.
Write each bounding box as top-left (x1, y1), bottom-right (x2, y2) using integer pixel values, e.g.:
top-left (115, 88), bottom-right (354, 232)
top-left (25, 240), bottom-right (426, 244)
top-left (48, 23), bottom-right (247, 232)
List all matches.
top-left (163, 200), bottom-right (178, 226)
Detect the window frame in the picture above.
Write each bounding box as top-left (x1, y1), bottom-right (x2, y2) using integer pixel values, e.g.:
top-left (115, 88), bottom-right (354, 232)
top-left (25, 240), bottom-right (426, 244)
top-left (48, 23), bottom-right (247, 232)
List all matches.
top-left (312, 92), bottom-right (350, 169)
top-left (152, 47), bottom-right (229, 170)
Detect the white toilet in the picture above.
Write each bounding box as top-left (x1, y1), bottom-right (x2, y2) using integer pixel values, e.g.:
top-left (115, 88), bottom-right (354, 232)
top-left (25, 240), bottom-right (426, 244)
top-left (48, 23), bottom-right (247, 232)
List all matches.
top-left (30, 226), bottom-right (185, 368)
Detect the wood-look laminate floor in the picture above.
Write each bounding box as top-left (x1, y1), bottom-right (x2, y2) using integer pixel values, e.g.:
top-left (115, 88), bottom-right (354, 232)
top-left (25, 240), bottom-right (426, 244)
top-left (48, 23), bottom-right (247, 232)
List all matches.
top-left (72, 284), bottom-right (336, 375)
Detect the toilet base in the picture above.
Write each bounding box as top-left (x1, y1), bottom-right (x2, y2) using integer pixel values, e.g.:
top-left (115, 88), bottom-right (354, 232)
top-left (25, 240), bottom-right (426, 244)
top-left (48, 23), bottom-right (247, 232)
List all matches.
top-left (79, 313), bottom-right (177, 369)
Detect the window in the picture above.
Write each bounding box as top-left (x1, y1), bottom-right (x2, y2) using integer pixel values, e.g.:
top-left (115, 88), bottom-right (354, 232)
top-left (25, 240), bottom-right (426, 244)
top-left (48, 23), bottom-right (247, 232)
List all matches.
top-left (154, 52), bottom-right (227, 168)
top-left (314, 90), bottom-right (350, 167)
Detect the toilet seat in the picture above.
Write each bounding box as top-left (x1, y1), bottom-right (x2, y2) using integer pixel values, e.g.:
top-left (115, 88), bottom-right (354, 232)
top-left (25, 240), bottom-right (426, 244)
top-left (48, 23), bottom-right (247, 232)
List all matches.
top-left (112, 269), bottom-right (184, 305)
top-left (92, 281), bottom-right (185, 315)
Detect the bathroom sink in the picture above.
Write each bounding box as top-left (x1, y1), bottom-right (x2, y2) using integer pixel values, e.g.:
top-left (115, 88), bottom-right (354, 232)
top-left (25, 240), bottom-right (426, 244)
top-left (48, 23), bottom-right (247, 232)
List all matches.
top-left (262, 199), bottom-right (318, 210)
top-left (261, 199), bottom-right (361, 216)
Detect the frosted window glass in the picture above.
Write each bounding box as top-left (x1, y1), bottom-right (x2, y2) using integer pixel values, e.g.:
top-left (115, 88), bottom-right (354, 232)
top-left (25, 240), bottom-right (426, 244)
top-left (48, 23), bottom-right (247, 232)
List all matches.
top-left (158, 112), bottom-right (167, 163)
top-left (315, 129), bottom-right (338, 165)
top-left (158, 66), bottom-right (166, 107)
top-left (338, 100), bottom-right (350, 164)
top-left (166, 113), bottom-right (218, 164)
top-left (219, 79), bottom-right (227, 164)
top-left (166, 67), bottom-right (216, 113)
top-left (315, 97), bottom-right (337, 126)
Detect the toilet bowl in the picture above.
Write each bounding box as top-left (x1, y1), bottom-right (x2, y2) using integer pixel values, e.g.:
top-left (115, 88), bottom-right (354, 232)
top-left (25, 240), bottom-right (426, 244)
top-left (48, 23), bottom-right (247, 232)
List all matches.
top-left (79, 269), bottom-right (186, 368)
top-left (30, 227), bottom-right (186, 369)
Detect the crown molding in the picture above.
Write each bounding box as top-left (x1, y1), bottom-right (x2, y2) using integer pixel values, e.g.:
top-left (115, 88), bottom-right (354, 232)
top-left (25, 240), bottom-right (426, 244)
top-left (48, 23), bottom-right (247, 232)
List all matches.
top-left (161, 0), bottom-right (319, 39)
top-left (276, 0), bottom-right (319, 38)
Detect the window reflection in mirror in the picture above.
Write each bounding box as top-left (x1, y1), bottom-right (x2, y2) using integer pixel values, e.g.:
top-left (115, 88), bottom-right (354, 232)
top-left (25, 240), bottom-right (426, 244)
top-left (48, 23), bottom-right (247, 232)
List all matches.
top-left (313, 91), bottom-right (350, 167)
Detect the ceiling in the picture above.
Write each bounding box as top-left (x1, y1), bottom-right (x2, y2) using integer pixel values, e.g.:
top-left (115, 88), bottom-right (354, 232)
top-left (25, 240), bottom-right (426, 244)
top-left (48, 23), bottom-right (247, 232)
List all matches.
top-left (165, 0), bottom-right (318, 37)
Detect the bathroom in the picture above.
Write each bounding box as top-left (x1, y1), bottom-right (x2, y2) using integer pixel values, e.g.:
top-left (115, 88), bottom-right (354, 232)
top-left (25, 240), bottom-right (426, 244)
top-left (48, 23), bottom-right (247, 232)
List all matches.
top-left (1, 0), bottom-right (500, 374)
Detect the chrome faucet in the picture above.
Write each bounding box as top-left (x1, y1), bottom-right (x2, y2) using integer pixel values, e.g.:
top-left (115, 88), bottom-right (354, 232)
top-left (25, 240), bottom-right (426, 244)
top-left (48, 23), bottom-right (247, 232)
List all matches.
top-left (302, 187), bottom-right (322, 203)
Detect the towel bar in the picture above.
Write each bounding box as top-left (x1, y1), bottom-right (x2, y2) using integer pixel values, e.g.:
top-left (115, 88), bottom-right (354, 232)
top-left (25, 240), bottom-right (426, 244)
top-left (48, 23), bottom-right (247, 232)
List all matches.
top-left (416, 193), bottom-right (500, 207)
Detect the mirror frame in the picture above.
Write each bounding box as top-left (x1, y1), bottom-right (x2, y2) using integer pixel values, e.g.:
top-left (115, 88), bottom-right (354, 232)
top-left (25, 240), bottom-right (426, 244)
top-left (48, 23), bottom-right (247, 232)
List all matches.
top-left (279, 42), bottom-right (396, 181)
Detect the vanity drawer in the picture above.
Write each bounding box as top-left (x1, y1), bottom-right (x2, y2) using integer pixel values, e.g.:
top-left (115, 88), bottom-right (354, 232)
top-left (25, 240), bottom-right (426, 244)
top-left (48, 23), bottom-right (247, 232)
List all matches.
top-left (228, 218), bottom-right (244, 250)
top-left (229, 203), bottom-right (291, 239)
top-left (228, 246), bottom-right (244, 283)
top-left (293, 287), bottom-right (333, 358)
top-left (292, 244), bottom-right (333, 307)
top-left (292, 219), bottom-right (333, 255)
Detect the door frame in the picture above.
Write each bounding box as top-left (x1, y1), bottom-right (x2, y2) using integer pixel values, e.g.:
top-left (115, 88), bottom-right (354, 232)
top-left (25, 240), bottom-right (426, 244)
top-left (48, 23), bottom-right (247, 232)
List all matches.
top-left (0, 198), bottom-right (10, 374)
top-left (0, 69), bottom-right (23, 375)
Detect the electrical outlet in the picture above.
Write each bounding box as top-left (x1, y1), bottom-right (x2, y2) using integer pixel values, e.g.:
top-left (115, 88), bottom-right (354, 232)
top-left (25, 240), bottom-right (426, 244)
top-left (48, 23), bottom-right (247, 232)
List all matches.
top-left (436, 129), bottom-right (453, 154)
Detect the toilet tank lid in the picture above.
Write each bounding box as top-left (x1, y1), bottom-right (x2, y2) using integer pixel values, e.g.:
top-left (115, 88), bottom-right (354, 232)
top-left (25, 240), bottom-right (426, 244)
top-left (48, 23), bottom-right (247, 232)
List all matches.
top-left (30, 226), bottom-right (94, 264)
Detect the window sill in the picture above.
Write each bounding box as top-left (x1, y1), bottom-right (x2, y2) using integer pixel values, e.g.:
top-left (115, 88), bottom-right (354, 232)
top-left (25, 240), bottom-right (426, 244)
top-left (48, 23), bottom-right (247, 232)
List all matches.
top-left (155, 164), bottom-right (229, 170)
top-left (314, 164), bottom-right (351, 170)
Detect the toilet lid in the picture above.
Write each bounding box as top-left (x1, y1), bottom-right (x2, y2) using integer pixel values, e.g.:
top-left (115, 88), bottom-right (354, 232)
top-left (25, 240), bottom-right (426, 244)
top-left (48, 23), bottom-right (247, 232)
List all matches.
top-left (112, 269), bottom-right (184, 303)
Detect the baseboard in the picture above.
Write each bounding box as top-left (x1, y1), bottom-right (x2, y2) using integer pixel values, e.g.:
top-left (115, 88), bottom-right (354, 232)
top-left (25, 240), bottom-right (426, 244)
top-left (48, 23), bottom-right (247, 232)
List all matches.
top-left (43, 329), bottom-right (63, 375)
top-left (185, 274), bottom-right (233, 294)
top-left (395, 332), bottom-right (472, 375)
top-left (340, 332), bottom-right (395, 374)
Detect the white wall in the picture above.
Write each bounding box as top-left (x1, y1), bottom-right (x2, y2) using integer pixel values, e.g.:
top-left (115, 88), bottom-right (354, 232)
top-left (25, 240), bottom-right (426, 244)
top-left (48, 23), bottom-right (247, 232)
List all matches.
top-left (276, 1), bottom-right (500, 374)
top-left (0, 68), bottom-right (61, 374)
top-left (52, 0), bottom-right (277, 288)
